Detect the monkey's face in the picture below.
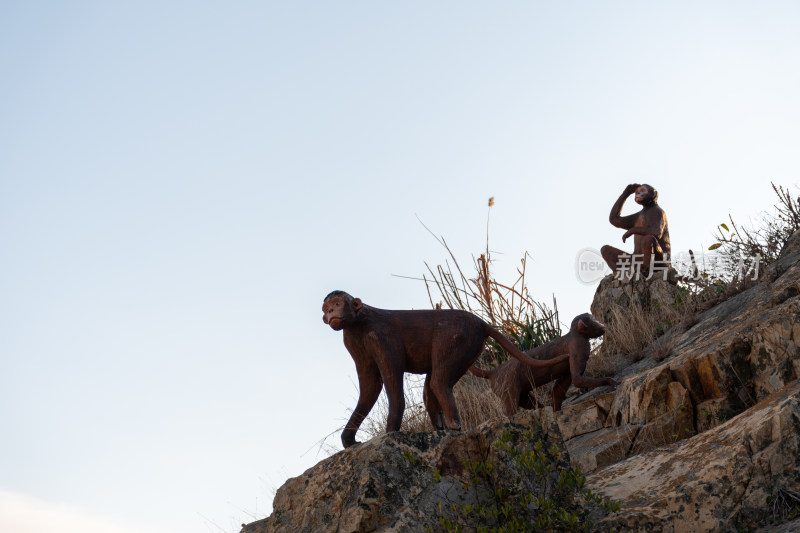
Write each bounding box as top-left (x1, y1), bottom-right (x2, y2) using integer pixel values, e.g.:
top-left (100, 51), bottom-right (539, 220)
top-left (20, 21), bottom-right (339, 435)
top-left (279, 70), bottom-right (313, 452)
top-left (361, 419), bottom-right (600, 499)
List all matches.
top-left (634, 186), bottom-right (654, 205)
top-left (322, 295), bottom-right (362, 331)
top-left (574, 313), bottom-right (606, 338)
top-left (322, 297), bottom-right (347, 330)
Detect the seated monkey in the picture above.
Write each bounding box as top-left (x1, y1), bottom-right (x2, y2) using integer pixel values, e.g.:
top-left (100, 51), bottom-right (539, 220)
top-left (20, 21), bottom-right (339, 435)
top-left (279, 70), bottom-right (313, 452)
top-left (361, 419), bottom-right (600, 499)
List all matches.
top-left (601, 183), bottom-right (671, 278)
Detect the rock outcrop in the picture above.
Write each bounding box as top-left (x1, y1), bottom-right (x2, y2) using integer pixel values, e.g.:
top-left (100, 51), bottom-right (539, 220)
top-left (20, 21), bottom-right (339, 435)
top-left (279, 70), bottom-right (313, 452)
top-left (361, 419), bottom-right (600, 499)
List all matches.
top-left (588, 381), bottom-right (800, 532)
top-left (243, 231), bottom-right (800, 532)
top-left (243, 409), bottom-right (571, 533)
top-left (557, 230), bottom-right (800, 475)
top-left (589, 273), bottom-right (679, 329)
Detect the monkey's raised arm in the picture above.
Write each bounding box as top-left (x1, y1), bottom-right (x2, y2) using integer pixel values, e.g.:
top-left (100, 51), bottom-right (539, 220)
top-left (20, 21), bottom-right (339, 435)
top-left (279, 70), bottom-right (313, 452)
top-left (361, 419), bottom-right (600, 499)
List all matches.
top-left (622, 226), bottom-right (662, 242)
top-left (609, 184), bottom-right (640, 229)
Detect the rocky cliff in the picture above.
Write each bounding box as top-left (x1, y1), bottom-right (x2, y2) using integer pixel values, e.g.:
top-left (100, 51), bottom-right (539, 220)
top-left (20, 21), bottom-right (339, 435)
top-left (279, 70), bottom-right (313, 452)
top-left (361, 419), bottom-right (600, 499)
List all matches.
top-left (243, 231), bottom-right (800, 532)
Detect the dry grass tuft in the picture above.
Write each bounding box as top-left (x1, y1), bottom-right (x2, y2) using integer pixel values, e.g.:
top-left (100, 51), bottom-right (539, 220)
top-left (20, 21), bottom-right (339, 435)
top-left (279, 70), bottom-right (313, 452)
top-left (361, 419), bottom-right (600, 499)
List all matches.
top-left (451, 376), bottom-right (507, 430)
top-left (711, 183), bottom-right (800, 273)
top-left (605, 302), bottom-right (664, 363)
top-left (651, 334), bottom-right (677, 362)
top-left (361, 200), bottom-right (561, 440)
top-left (360, 375), bottom-right (432, 436)
top-left (583, 341), bottom-right (617, 378)
top-left (587, 293), bottom-right (683, 374)
top-left (587, 266), bottom-right (758, 376)
top-left (360, 374), bottom-right (507, 438)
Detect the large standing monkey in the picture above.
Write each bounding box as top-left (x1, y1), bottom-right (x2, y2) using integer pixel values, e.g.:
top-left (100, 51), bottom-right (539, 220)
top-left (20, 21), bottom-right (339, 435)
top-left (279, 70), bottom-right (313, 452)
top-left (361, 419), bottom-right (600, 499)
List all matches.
top-left (601, 183), bottom-right (671, 276)
top-left (322, 291), bottom-right (569, 448)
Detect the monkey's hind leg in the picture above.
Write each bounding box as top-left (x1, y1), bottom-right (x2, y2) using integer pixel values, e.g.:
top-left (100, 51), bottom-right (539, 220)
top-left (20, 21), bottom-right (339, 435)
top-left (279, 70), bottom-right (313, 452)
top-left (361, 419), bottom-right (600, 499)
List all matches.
top-left (423, 374), bottom-right (445, 430)
top-left (552, 375), bottom-right (571, 411)
top-left (381, 369), bottom-right (406, 433)
top-left (429, 373), bottom-right (462, 431)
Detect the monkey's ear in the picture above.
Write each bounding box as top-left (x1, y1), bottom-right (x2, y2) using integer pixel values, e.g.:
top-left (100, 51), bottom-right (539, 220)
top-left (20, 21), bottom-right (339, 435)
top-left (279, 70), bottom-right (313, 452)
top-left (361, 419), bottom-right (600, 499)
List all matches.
top-left (577, 320), bottom-right (589, 334)
top-left (352, 298), bottom-right (363, 311)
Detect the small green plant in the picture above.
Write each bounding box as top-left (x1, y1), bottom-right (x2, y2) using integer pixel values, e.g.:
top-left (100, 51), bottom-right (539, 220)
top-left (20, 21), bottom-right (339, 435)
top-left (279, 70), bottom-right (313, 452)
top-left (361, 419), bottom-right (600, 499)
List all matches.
top-left (485, 313), bottom-right (561, 367)
top-left (427, 429), bottom-right (619, 532)
top-left (673, 285), bottom-right (690, 306)
top-left (710, 183), bottom-right (800, 277)
top-left (403, 449), bottom-right (418, 464)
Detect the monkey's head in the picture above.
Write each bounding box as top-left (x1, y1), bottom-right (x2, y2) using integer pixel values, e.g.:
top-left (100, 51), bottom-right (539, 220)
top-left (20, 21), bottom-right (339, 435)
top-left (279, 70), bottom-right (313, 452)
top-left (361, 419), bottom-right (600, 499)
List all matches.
top-left (322, 290), bottom-right (363, 331)
top-left (571, 313), bottom-right (606, 339)
top-left (634, 184), bottom-right (658, 206)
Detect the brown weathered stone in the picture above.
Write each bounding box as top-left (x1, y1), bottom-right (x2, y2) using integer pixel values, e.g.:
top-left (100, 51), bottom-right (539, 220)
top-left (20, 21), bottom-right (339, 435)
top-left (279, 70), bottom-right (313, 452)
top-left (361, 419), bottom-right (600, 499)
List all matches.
top-left (589, 381), bottom-right (800, 532)
top-left (242, 421), bottom-right (567, 533)
top-left (629, 380), bottom-right (694, 455)
top-left (556, 399), bottom-right (606, 440)
top-left (695, 397), bottom-right (730, 432)
top-left (564, 424), bottom-right (639, 473)
top-left (590, 274), bottom-right (678, 329)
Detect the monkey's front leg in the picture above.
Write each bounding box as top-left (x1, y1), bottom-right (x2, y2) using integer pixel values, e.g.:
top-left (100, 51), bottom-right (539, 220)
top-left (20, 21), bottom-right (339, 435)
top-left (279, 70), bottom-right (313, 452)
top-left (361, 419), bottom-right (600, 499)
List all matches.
top-left (342, 363), bottom-right (382, 448)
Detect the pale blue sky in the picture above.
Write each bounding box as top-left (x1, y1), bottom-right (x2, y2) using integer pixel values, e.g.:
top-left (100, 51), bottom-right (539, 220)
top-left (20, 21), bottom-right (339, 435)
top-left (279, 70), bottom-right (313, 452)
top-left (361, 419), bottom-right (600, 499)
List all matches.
top-left (2, 2), bottom-right (799, 532)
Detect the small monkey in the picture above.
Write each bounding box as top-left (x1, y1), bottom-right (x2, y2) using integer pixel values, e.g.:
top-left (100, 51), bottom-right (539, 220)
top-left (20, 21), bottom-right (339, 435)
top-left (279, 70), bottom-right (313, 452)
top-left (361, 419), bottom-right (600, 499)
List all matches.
top-left (470, 313), bottom-right (616, 414)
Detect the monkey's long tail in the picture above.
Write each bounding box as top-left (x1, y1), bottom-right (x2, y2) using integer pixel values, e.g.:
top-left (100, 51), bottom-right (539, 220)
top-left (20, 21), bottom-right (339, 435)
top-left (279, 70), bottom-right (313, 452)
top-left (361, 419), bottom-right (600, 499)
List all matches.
top-left (468, 366), bottom-right (493, 379)
top-left (485, 326), bottom-right (569, 369)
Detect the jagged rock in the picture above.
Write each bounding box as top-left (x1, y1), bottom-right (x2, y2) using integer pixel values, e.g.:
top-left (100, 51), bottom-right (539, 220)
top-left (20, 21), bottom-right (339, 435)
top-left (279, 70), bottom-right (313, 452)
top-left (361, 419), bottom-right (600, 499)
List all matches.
top-left (561, 231), bottom-right (800, 472)
top-left (628, 380), bottom-right (693, 455)
top-left (564, 424), bottom-right (639, 474)
top-left (695, 397), bottom-right (729, 432)
top-left (588, 381), bottom-right (800, 532)
top-left (555, 393), bottom-right (614, 440)
top-left (589, 273), bottom-right (678, 328)
top-left (242, 413), bottom-right (567, 533)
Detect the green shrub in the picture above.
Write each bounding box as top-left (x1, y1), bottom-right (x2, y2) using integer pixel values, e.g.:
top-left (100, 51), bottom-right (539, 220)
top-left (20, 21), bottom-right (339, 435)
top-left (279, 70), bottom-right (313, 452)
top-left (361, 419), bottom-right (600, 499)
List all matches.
top-left (426, 429), bottom-right (619, 532)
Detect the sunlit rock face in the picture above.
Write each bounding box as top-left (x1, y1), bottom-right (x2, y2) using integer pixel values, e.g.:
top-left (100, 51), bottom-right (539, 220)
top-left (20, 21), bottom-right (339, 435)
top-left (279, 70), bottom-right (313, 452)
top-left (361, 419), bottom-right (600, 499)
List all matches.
top-left (588, 382), bottom-right (800, 532)
top-left (242, 408), bottom-right (565, 533)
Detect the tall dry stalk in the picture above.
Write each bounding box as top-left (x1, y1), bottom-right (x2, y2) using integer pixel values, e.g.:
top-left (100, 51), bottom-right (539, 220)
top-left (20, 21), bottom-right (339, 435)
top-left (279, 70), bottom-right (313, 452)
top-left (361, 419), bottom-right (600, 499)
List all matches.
top-left (414, 198), bottom-right (560, 349)
top-left (359, 198), bottom-right (563, 439)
